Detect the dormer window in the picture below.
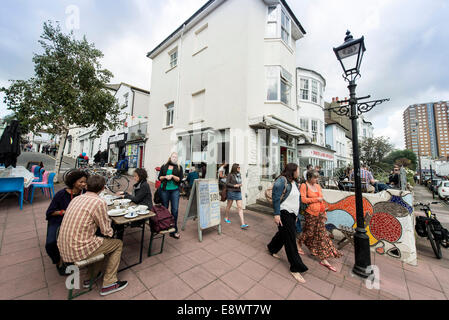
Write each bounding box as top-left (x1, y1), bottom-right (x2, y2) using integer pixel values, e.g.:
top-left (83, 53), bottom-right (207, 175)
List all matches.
top-left (265, 5), bottom-right (292, 48)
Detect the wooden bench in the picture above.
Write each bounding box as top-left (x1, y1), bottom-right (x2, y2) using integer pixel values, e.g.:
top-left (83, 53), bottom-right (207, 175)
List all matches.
top-left (66, 253), bottom-right (105, 300)
top-left (148, 227), bottom-right (176, 257)
top-left (336, 225), bottom-right (355, 250)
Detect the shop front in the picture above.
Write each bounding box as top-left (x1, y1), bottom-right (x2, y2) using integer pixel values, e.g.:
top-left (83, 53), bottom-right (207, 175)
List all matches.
top-left (125, 123), bottom-right (147, 170)
top-left (298, 143), bottom-right (335, 177)
top-left (108, 133), bottom-right (127, 166)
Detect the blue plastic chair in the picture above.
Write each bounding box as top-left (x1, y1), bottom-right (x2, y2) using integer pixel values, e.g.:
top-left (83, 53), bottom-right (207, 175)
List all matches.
top-left (30, 172), bottom-right (56, 204)
top-left (0, 177), bottom-right (24, 210)
top-left (33, 168), bottom-right (45, 183)
top-left (33, 166), bottom-right (41, 179)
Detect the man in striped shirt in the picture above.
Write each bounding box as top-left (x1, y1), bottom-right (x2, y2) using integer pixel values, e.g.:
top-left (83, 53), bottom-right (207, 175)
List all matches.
top-left (58, 175), bottom-right (128, 296)
top-left (349, 165), bottom-right (376, 193)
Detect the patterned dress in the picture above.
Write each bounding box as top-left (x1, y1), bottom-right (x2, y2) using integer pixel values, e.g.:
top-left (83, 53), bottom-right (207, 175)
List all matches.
top-left (298, 183), bottom-right (343, 261)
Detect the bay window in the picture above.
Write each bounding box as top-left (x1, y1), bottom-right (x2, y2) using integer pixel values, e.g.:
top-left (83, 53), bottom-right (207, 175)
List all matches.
top-left (312, 80), bottom-right (318, 103)
top-left (311, 120), bottom-right (318, 144)
top-left (299, 118), bottom-right (309, 132)
top-left (265, 5), bottom-right (292, 48)
top-left (266, 66), bottom-right (292, 107)
top-left (300, 78), bottom-right (309, 100)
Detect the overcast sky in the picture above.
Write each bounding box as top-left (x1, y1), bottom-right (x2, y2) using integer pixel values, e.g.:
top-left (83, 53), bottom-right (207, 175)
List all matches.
top-left (1, 0), bottom-right (448, 149)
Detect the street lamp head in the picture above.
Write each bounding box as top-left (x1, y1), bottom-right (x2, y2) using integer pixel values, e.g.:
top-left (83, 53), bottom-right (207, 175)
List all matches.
top-left (333, 30), bottom-right (366, 82)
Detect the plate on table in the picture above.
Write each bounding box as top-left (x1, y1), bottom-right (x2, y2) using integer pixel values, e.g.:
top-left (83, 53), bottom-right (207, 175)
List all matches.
top-left (120, 199), bottom-right (132, 205)
top-left (124, 212), bottom-right (139, 219)
top-left (108, 209), bottom-right (127, 217)
top-left (137, 210), bottom-right (150, 216)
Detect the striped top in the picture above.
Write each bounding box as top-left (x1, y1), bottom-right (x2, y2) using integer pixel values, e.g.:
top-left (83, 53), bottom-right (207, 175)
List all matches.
top-left (57, 192), bottom-right (113, 263)
top-left (349, 168), bottom-right (374, 189)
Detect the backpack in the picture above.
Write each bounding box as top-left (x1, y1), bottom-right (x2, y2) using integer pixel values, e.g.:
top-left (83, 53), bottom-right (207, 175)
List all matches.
top-left (149, 204), bottom-right (175, 233)
top-left (265, 176), bottom-right (288, 205)
top-left (299, 183), bottom-right (309, 213)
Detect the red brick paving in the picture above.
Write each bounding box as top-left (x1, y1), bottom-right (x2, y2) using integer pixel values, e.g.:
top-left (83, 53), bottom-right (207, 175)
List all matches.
top-left (0, 182), bottom-right (448, 300)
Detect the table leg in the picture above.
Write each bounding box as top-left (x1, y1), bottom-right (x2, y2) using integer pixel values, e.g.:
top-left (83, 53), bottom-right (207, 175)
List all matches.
top-left (118, 219), bottom-right (147, 273)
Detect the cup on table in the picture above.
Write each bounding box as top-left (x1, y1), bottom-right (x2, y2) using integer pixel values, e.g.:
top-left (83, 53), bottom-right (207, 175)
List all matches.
top-left (114, 200), bottom-right (121, 210)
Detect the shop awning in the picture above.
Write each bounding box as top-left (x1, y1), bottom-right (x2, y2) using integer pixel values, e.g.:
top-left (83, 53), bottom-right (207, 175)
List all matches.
top-left (249, 115), bottom-right (312, 141)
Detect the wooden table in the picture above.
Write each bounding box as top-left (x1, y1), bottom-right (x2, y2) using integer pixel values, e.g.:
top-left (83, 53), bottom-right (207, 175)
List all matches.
top-left (108, 204), bottom-right (155, 272)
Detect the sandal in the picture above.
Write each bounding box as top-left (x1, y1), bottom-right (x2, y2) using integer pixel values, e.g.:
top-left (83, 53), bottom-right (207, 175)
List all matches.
top-left (224, 218), bottom-right (231, 224)
top-left (170, 233), bottom-right (181, 239)
top-left (241, 224), bottom-right (249, 230)
top-left (291, 272), bottom-right (306, 284)
top-left (319, 262), bottom-right (337, 272)
top-left (297, 248), bottom-right (305, 255)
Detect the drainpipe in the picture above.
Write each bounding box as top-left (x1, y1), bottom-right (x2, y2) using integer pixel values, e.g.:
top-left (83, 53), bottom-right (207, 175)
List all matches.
top-left (176, 24), bottom-right (186, 122)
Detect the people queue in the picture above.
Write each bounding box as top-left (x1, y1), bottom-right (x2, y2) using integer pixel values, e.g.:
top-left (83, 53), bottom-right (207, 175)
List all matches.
top-left (47, 156), bottom-right (349, 296)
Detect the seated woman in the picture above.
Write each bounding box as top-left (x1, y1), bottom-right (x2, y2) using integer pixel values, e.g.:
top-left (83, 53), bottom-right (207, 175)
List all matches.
top-left (45, 170), bottom-right (88, 275)
top-left (117, 168), bottom-right (153, 210)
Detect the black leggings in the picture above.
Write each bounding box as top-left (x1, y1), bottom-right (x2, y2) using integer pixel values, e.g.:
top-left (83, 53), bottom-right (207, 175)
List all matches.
top-left (268, 210), bottom-right (308, 273)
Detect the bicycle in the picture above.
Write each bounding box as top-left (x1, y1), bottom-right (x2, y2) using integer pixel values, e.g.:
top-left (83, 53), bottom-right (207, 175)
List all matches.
top-left (414, 202), bottom-right (449, 259)
top-left (103, 168), bottom-right (130, 193)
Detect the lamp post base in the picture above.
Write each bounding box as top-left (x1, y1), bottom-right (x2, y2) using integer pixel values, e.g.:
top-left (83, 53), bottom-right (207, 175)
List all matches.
top-left (352, 229), bottom-right (372, 279)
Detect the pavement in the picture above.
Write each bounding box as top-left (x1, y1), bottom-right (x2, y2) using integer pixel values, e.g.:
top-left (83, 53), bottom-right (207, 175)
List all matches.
top-left (17, 152), bottom-right (76, 172)
top-left (0, 180), bottom-right (448, 300)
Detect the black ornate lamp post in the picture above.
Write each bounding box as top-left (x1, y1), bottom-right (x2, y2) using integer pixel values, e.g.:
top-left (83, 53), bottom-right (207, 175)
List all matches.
top-left (327, 31), bottom-right (390, 278)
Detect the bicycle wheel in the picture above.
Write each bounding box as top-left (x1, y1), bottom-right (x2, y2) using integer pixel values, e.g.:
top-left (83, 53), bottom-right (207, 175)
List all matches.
top-left (62, 168), bottom-right (77, 183)
top-left (110, 175), bottom-right (130, 193)
top-left (426, 224), bottom-right (442, 259)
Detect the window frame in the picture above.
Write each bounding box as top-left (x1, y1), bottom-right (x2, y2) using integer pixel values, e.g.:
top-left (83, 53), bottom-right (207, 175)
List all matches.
top-left (265, 65), bottom-right (292, 107)
top-left (165, 102), bottom-right (175, 128)
top-left (169, 48), bottom-right (178, 69)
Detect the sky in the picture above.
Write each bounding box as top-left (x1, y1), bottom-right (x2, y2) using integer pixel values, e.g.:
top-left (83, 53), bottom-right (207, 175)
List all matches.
top-left (1, 0), bottom-right (448, 149)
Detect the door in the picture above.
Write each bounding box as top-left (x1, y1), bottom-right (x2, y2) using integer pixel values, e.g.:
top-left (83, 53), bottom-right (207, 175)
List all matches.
top-left (280, 147), bottom-right (287, 172)
top-left (139, 146), bottom-right (144, 168)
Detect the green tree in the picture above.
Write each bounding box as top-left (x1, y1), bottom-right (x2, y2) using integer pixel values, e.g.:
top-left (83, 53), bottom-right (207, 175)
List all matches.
top-left (359, 136), bottom-right (394, 168)
top-left (1, 22), bottom-right (122, 181)
top-left (383, 149), bottom-right (417, 171)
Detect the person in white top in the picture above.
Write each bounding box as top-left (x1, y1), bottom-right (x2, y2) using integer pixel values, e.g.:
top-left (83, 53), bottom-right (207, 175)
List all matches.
top-left (267, 163), bottom-right (308, 284)
top-left (303, 164), bottom-right (313, 181)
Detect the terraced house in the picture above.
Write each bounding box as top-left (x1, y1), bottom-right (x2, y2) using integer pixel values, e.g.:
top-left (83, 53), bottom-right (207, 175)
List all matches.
top-left (145, 0), bottom-right (310, 208)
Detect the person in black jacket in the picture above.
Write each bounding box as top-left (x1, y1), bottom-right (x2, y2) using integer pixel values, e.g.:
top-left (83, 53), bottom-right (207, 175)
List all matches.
top-left (117, 168), bottom-right (153, 210)
top-left (158, 152), bottom-right (183, 239)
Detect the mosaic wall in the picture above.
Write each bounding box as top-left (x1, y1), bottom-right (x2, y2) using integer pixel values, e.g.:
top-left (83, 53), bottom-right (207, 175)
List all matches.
top-left (322, 189), bottom-right (417, 266)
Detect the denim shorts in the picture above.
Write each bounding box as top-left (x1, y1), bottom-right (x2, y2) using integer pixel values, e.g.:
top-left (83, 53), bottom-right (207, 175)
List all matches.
top-left (227, 191), bottom-right (242, 201)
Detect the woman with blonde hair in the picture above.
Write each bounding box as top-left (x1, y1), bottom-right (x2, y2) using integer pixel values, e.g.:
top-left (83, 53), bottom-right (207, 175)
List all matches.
top-left (298, 170), bottom-right (342, 272)
top-left (158, 152), bottom-right (183, 239)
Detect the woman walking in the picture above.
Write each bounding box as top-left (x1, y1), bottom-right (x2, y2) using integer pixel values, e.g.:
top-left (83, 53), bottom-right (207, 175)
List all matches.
top-left (45, 170), bottom-right (88, 275)
top-left (298, 170), bottom-right (342, 272)
top-left (267, 163), bottom-right (308, 283)
top-left (158, 152), bottom-right (183, 239)
top-left (224, 164), bottom-right (248, 229)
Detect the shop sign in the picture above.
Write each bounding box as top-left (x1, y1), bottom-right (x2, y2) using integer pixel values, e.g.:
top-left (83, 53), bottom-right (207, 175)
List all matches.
top-left (109, 133), bottom-right (125, 144)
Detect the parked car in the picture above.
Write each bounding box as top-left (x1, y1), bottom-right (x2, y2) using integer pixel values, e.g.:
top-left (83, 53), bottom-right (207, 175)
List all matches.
top-left (438, 181), bottom-right (449, 200)
top-left (430, 179), bottom-right (442, 194)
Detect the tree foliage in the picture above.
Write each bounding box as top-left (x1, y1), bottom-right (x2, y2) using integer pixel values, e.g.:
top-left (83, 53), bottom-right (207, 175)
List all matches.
top-left (1, 21), bottom-right (122, 137)
top-left (359, 136), bottom-right (394, 168)
top-left (383, 149), bottom-right (417, 171)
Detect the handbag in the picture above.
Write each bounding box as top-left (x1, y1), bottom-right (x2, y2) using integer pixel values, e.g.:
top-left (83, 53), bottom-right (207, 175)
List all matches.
top-left (299, 183), bottom-right (308, 215)
top-left (265, 176), bottom-right (288, 205)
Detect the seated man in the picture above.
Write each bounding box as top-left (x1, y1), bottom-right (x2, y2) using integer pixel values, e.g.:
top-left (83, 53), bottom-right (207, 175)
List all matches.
top-left (57, 175), bottom-right (128, 297)
top-left (350, 166), bottom-right (376, 193)
top-left (187, 167), bottom-right (199, 188)
top-left (389, 166), bottom-right (400, 188)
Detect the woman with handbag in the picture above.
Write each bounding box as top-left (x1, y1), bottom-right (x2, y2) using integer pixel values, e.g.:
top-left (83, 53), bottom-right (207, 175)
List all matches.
top-left (223, 164), bottom-right (248, 229)
top-left (158, 152), bottom-right (183, 239)
top-left (267, 163), bottom-right (308, 283)
top-left (297, 170), bottom-right (342, 272)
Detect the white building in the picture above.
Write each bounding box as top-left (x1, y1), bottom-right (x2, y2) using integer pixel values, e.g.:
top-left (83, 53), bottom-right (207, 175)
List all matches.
top-left (65, 83), bottom-right (150, 172)
top-left (325, 122), bottom-right (351, 169)
top-left (359, 116), bottom-right (374, 141)
top-left (145, 0), bottom-right (308, 207)
top-left (30, 132), bottom-right (59, 154)
top-left (296, 67), bottom-right (335, 176)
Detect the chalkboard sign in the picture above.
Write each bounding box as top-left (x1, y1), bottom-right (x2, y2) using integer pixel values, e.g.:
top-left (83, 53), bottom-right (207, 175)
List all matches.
top-left (182, 179), bottom-right (222, 242)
